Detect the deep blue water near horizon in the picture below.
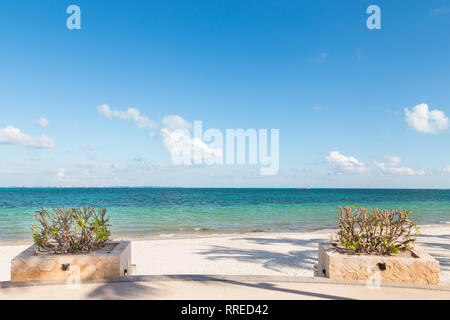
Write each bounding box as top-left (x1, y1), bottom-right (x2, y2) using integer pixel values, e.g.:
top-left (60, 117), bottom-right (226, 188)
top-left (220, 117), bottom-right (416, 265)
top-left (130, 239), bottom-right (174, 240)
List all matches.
top-left (0, 188), bottom-right (449, 243)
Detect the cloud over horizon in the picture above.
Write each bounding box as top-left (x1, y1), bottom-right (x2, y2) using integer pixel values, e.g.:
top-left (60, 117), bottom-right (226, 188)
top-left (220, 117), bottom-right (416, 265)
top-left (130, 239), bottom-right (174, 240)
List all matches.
top-left (97, 104), bottom-right (158, 129)
top-left (97, 106), bottom-right (222, 166)
top-left (374, 156), bottom-right (425, 176)
top-left (0, 125), bottom-right (55, 148)
top-left (162, 115), bottom-right (193, 131)
top-left (404, 104), bottom-right (448, 134)
top-left (160, 116), bottom-right (222, 165)
top-left (326, 151), bottom-right (368, 174)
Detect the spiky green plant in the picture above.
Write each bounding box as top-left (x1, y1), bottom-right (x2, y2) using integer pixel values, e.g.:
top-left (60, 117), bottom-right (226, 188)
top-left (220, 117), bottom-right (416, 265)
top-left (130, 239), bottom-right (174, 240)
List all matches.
top-left (32, 207), bottom-right (111, 254)
top-left (332, 206), bottom-right (419, 255)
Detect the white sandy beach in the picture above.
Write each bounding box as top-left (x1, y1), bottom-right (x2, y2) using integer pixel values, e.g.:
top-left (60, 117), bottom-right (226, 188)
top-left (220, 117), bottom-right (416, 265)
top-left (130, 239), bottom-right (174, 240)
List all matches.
top-left (1, 223), bottom-right (449, 284)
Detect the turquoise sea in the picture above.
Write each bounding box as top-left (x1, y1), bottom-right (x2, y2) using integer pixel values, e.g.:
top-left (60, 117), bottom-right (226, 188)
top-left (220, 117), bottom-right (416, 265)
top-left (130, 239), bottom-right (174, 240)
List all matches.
top-left (0, 188), bottom-right (449, 243)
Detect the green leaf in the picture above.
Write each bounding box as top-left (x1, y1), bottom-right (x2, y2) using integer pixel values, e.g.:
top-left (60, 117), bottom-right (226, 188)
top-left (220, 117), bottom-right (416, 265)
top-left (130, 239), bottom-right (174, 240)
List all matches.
top-left (388, 245), bottom-right (400, 254)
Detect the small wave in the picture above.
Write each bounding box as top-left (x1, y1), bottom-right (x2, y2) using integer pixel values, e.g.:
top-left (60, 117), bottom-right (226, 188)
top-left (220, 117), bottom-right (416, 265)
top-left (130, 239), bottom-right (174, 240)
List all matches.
top-left (194, 227), bottom-right (210, 232)
top-left (159, 234), bottom-right (175, 238)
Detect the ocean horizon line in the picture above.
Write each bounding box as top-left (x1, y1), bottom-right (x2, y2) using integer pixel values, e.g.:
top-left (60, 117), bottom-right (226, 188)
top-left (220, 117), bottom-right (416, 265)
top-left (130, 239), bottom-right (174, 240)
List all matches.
top-left (1, 186), bottom-right (450, 190)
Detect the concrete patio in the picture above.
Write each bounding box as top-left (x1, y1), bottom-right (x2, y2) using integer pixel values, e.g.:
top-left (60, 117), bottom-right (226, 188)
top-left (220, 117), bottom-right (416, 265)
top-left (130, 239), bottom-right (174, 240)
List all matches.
top-left (1, 275), bottom-right (449, 300)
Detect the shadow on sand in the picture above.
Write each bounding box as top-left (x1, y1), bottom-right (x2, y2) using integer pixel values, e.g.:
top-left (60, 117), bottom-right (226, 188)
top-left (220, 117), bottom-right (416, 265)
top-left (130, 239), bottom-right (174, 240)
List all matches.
top-left (199, 237), bottom-right (322, 273)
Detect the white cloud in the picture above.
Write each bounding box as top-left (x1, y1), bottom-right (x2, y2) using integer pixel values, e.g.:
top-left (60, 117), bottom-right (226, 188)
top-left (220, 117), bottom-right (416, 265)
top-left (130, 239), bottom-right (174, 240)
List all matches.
top-left (97, 104), bottom-right (158, 129)
top-left (55, 168), bottom-right (65, 182)
top-left (96, 106), bottom-right (220, 165)
top-left (160, 116), bottom-right (222, 165)
top-left (0, 126), bottom-right (55, 148)
top-left (162, 115), bottom-right (192, 130)
top-left (443, 166), bottom-right (450, 173)
top-left (326, 151), bottom-right (368, 174)
top-left (374, 156), bottom-right (425, 176)
top-left (36, 117), bottom-right (49, 128)
top-left (404, 103), bottom-right (448, 134)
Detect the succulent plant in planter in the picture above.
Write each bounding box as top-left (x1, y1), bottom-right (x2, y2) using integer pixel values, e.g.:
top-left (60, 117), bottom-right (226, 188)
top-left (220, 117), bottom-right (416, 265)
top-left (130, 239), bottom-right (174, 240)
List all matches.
top-left (32, 206), bottom-right (111, 254)
top-left (11, 206), bottom-right (131, 283)
top-left (318, 206), bottom-right (439, 285)
top-left (331, 206), bottom-right (420, 255)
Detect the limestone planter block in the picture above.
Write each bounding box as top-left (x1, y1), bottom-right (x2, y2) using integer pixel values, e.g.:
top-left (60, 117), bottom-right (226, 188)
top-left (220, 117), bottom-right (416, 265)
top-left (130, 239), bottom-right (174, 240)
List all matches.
top-left (11, 241), bottom-right (131, 283)
top-left (317, 243), bottom-right (439, 285)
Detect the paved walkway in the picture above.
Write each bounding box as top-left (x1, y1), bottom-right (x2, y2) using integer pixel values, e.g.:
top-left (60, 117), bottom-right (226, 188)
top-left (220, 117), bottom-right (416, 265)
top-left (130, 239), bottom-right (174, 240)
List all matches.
top-left (1, 275), bottom-right (449, 300)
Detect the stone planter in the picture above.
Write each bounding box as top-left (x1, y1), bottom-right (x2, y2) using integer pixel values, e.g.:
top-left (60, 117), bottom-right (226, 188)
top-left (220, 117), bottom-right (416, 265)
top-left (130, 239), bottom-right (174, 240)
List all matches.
top-left (317, 243), bottom-right (439, 285)
top-left (11, 241), bottom-right (131, 283)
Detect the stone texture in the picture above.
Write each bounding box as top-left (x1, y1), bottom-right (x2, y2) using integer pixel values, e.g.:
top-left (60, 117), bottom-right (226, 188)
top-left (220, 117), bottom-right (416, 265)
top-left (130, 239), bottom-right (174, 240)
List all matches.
top-left (80, 264), bottom-right (97, 279)
top-left (39, 259), bottom-right (56, 272)
top-left (317, 243), bottom-right (440, 285)
top-left (11, 241), bottom-right (131, 283)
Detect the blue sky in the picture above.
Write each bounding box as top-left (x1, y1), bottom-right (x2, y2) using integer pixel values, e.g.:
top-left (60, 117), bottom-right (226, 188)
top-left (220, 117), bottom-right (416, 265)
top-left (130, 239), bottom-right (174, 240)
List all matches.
top-left (0, 0), bottom-right (449, 187)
